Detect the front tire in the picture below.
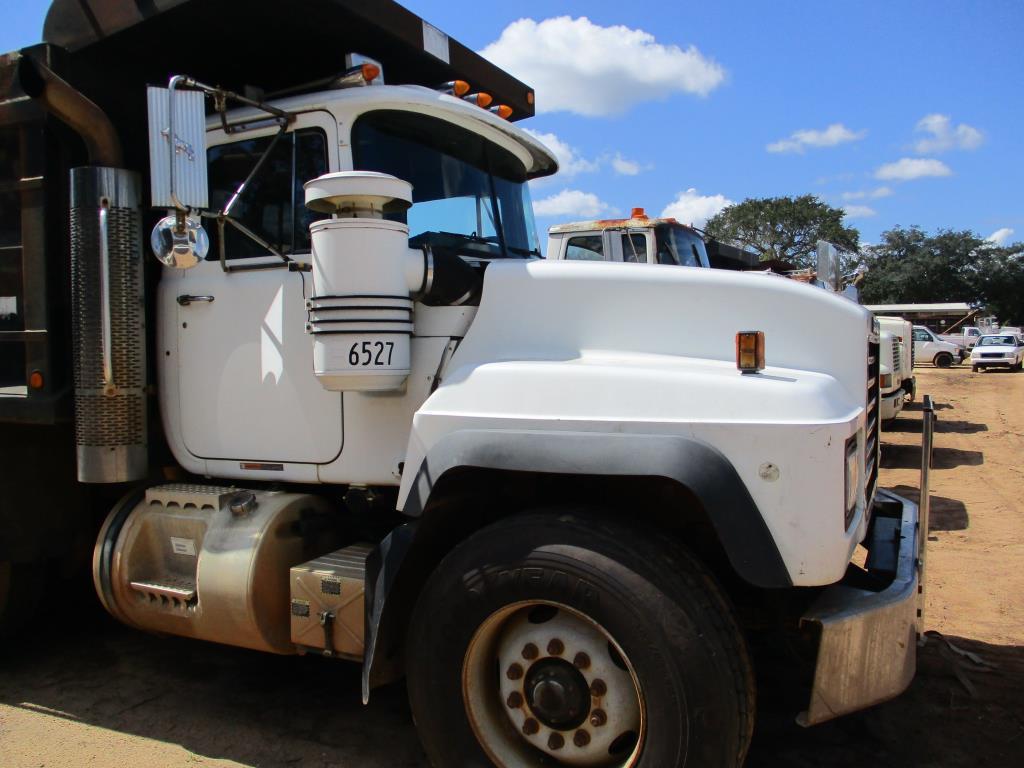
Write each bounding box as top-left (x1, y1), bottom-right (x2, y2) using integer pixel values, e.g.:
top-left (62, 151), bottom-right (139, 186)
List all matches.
top-left (934, 352), bottom-right (953, 368)
top-left (407, 513), bottom-right (754, 768)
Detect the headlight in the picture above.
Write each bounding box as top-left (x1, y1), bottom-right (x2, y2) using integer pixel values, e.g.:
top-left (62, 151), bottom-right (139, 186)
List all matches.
top-left (879, 373), bottom-right (892, 388)
top-left (844, 435), bottom-right (859, 528)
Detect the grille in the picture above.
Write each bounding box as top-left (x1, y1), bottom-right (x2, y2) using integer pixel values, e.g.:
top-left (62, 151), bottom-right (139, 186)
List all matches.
top-left (864, 338), bottom-right (880, 512)
top-left (980, 352), bottom-right (1004, 359)
top-left (891, 339), bottom-right (902, 374)
top-left (70, 168), bottom-right (147, 482)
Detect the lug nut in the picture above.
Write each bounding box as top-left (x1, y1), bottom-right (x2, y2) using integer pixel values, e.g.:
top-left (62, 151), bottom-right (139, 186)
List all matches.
top-left (590, 709), bottom-right (607, 727)
top-left (590, 679), bottom-right (607, 697)
top-left (573, 651), bottom-right (591, 669)
top-left (547, 638), bottom-right (565, 656)
top-left (522, 642), bottom-right (539, 660)
top-left (548, 733), bottom-right (565, 750)
top-left (507, 663), bottom-right (524, 680)
top-left (574, 729), bottom-right (591, 747)
top-left (522, 718), bottom-right (539, 735)
top-left (507, 691), bottom-right (524, 709)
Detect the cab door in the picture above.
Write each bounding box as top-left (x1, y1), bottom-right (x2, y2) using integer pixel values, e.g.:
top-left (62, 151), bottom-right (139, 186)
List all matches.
top-left (172, 111), bottom-right (343, 465)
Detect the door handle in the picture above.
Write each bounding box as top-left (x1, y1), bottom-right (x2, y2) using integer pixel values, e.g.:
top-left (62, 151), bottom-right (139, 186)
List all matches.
top-left (177, 294), bottom-right (215, 306)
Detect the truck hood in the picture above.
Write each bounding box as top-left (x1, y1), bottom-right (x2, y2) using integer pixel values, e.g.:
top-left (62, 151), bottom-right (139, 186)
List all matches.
top-left (450, 260), bottom-right (871, 412)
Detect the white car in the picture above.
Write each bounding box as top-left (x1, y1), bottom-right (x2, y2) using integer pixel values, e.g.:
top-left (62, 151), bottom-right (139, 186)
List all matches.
top-left (912, 325), bottom-right (964, 367)
top-left (970, 334), bottom-right (1024, 372)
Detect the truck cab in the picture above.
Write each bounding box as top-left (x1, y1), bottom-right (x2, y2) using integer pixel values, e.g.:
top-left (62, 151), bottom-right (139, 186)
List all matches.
top-left (545, 208), bottom-right (711, 267)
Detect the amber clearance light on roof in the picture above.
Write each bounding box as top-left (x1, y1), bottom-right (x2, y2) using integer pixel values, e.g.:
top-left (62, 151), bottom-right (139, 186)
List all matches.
top-left (736, 331), bottom-right (765, 374)
top-left (440, 80), bottom-right (470, 96)
top-left (463, 92), bottom-right (493, 108)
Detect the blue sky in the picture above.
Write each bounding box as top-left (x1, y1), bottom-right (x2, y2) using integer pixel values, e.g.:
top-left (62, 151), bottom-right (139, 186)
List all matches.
top-left (5, 0), bottom-right (1023, 248)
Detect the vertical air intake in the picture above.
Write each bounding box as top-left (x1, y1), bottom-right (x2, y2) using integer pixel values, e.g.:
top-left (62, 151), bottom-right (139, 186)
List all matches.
top-left (304, 172), bottom-right (417, 392)
top-left (71, 167), bottom-right (147, 482)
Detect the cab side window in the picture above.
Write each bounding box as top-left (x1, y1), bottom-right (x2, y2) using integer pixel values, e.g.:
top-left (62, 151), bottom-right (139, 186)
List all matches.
top-left (565, 235), bottom-right (608, 261)
top-left (621, 233), bottom-right (647, 263)
top-left (206, 129), bottom-right (328, 260)
top-left (913, 329), bottom-right (930, 342)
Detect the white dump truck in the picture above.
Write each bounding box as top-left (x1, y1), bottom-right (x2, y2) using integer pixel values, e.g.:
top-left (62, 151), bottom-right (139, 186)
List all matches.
top-left (1, 2), bottom-right (928, 766)
top-left (877, 316), bottom-right (915, 407)
top-left (877, 329), bottom-right (905, 423)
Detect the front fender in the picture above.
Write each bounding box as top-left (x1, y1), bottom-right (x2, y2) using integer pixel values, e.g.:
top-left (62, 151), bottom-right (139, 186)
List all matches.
top-left (362, 431), bottom-right (791, 700)
top-left (402, 429), bottom-right (789, 588)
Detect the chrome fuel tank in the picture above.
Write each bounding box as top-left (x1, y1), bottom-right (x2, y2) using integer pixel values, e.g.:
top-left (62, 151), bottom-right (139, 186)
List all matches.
top-left (94, 484), bottom-right (341, 654)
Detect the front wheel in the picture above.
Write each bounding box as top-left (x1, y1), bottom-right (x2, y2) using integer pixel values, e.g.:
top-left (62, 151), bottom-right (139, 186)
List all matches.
top-left (407, 513), bottom-right (754, 768)
top-left (934, 352), bottom-right (954, 368)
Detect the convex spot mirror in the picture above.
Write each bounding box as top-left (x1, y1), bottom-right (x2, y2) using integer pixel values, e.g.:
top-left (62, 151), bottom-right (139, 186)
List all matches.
top-left (151, 214), bottom-right (209, 269)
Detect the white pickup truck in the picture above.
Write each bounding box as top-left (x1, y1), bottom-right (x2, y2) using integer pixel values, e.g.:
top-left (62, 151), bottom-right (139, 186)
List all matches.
top-left (940, 326), bottom-right (983, 349)
top-left (913, 325), bottom-right (965, 367)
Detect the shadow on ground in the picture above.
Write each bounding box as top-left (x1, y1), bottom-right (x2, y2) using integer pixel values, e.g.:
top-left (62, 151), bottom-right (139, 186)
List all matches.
top-left (884, 416), bottom-right (988, 435)
top-left (0, 594), bottom-right (427, 768)
top-left (903, 400), bottom-right (954, 412)
top-left (888, 483), bottom-right (969, 531)
top-left (3, 585), bottom-right (1021, 767)
top-left (881, 444), bottom-right (983, 471)
top-left (748, 634), bottom-right (1024, 768)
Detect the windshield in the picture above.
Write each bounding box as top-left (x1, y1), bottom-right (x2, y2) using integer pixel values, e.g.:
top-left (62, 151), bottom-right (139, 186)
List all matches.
top-left (979, 335), bottom-right (1016, 346)
top-left (654, 224), bottom-right (708, 267)
top-left (351, 110), bottom-right (539, 259)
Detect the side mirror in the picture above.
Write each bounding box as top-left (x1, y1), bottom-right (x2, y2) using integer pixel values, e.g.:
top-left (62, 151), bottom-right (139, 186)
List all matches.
top-left (150, 214), bottom-right (208, 269)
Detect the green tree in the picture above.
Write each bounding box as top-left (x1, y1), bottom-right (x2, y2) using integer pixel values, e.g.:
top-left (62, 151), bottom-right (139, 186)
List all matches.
top-left (859, 226), bottom-right (983, 305)
top-left (860, 226), bottom-right (1024, 325)
top-left (973, 244), bottom-right (1024, 325)
top-left (704, 194), bottom-right (860, 269)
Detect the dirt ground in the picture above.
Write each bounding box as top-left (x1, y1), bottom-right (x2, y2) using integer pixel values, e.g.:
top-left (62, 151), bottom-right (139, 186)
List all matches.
top-left (1, 366), bottom-right (1022, 767)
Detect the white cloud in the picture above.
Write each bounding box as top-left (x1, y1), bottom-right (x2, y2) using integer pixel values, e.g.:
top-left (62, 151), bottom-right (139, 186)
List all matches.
top-left (533, 189), bottom-right (612, 218)
top-left (660, 188), bottom-right (734, 228)
top-left (523, 129), bottom-right (599, 179)
top-left (874, 157), bottom-right (953, 181)
top-left (987, 228), bottom-right (1015, 246)
top-left (913, 114), bottom-right (984, 154)
top-left (843, 205), bottom-right (877, 219)
top-left (766, 123), bottom-right (865, 154)
top-left (611, 153), bottom-right (642, 176)
top-left (480, 16), bottom-right (725, 116)
top-left (841, 186), bottom-right (893, 201)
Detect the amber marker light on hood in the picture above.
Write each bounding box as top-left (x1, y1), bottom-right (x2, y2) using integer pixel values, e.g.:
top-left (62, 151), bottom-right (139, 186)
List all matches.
top-left (736, 331), bottom-right (765, 374)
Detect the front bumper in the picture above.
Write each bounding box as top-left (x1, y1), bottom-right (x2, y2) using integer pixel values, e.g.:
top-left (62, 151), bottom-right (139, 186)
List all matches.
top-left (798, 488), bottom-right (921, 726)
top-left (880, 389), bottom-right (905, 422)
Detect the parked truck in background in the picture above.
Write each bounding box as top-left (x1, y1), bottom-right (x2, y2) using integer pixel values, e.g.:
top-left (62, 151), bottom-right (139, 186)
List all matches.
top-left (877, 316), bottom-right (915, 405)
top-left (545, 207), bottom-right (712, 267)
top-left (878, 329), bottom-right (905, 423)
top-left (1, 2), bottom-right (927, 765)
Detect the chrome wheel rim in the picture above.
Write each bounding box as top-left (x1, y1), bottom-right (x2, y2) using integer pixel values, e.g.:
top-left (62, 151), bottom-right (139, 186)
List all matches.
top-left (463, 601), bottom-right (645, 767)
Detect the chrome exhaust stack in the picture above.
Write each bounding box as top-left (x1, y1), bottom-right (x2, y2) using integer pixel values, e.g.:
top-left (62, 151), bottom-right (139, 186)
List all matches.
top-left (20, 55), bottom-right (147, 482)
